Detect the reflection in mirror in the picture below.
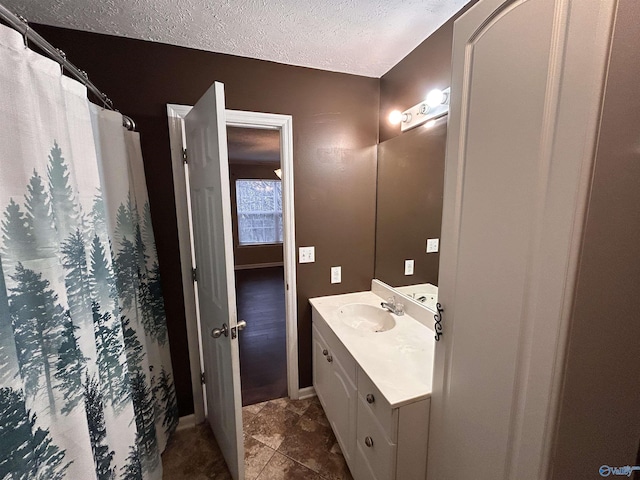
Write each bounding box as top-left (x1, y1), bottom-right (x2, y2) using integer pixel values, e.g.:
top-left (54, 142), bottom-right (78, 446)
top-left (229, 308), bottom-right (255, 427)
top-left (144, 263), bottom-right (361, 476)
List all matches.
top-left (393, 283), bottom-right (438, 311)
top-left (374, 118), bottom-right (447, 307)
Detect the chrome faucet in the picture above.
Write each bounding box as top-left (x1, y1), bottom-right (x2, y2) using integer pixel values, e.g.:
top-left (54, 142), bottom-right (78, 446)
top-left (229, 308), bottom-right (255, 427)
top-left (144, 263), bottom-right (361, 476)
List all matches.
top-left (381, 296), bottom-right (404, 316)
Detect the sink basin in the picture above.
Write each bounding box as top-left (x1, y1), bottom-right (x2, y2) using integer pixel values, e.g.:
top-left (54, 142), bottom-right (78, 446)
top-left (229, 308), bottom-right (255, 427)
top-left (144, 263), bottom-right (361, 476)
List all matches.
top-left (338, 303), bottom-right (396, 333)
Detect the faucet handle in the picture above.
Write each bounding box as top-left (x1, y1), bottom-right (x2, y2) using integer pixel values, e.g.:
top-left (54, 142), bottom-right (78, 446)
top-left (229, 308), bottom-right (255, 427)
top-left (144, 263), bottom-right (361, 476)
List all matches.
top-left (395, 301), bottom-right (405, 314)
top-left (387, 296), bottom-right (396, 305)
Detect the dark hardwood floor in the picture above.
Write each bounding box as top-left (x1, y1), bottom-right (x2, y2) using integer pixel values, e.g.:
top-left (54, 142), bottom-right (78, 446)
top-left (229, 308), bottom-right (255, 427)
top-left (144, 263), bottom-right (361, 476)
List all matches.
top-left (235, 266), bottom-right (287, 406)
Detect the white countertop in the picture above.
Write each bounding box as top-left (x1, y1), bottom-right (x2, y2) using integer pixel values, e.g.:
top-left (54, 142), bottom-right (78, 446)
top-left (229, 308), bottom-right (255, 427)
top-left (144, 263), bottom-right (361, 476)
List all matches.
top-left (310, 290), bottom-right (435, 408)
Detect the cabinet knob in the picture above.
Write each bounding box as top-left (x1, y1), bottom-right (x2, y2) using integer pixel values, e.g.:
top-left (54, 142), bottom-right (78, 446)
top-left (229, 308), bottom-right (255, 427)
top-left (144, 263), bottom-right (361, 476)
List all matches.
top-left (365, 436), bottom-right (374, 448)
top-left (326, 355), bottom-right (333, 363)
top-left (322, 349), bottom-right (328, 356)
top-left (366, 394), bottom-right (375, 404)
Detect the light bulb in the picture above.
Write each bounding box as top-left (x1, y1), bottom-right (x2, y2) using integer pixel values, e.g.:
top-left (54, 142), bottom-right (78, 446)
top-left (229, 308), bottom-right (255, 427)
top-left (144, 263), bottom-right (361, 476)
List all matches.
top-left (426, 89), bottom-right (445, 108)
top-left (388, 110), bottom-right (403, 125)
top-left (424, 119), bottom-right (437, 129)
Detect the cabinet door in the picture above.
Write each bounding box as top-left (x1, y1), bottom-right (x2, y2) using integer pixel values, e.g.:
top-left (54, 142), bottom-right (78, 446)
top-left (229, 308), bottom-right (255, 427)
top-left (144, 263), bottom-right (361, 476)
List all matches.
top-left (312, 325), bottom-right (330, 408)
top-left (324, 348), bottom-right (357, 465)
top-left (428, 1), bottom-right (615, 479)
top-left (312, 323), bottom-right (357, 465)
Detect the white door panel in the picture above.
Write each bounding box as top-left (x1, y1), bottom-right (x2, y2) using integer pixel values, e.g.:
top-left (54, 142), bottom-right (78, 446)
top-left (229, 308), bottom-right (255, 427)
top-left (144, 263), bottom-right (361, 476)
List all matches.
top-left (185, 81), bottom-right (244, 480)
top-left (428, 0), bottom-right (614, 479)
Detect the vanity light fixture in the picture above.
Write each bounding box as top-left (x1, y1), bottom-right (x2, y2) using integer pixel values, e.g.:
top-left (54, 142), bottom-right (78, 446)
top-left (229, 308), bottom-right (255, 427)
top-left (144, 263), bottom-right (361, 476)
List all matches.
top-left (389, 110), bottom-right (402, 125)
top-left (397, 87), bottom-right (450, 132)
top-left (425, 88), bottom-right (449, 108)
top-left (388, 110), bottom-right (412, 125)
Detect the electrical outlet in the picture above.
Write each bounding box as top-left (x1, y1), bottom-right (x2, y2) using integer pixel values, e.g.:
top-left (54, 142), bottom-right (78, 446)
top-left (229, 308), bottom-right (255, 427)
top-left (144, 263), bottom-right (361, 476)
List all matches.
top-left (404, 259), bottom-right (414, 275)
top-left (298, 246), bottom-right (315, 263)
top-left (331, 266), bottom-right (341, 284)
top-left (426, 238), bottom-right (440, 253)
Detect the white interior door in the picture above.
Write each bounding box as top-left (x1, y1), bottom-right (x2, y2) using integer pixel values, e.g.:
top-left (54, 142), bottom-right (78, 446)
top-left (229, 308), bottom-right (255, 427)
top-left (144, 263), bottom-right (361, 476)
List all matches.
top-left (184, 82), bottom-right (244, 479)
top-left (427, 1), bottom-right (614, 479)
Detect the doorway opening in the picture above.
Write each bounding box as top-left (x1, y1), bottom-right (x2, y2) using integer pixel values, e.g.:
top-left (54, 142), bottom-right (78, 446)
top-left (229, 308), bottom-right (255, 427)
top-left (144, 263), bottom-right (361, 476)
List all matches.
top-left (227, 126), bottom-right (287, 406)
top-left (166, 105), bottom-right (299, 424)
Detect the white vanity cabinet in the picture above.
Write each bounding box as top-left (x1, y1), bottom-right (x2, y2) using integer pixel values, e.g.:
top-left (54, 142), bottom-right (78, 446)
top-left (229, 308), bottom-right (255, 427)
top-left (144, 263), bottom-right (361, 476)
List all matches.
top-left (312, 303), bottom-right (432, 480)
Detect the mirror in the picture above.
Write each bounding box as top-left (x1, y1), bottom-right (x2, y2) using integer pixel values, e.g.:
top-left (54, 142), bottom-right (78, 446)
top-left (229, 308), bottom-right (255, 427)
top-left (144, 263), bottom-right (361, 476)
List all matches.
top-left (374, 119), bottom-right (447, 309)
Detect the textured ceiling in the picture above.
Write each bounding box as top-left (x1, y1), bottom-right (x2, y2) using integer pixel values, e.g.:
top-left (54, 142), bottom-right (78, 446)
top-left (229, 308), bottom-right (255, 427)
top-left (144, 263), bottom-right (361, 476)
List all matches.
top-left (5, 0), bottom-right (470, 77)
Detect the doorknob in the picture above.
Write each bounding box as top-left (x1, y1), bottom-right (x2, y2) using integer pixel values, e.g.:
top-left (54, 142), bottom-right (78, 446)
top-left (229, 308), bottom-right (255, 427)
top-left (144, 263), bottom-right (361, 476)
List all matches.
top-left (237, 320), bottom-right (247, 331)
top-left (211, 323), bottom-right (229, 338)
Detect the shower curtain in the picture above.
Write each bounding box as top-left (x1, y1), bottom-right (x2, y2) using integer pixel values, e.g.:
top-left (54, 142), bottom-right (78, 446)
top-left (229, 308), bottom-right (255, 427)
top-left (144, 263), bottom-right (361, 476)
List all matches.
top-left (0, 24), bottom-right (178, 480)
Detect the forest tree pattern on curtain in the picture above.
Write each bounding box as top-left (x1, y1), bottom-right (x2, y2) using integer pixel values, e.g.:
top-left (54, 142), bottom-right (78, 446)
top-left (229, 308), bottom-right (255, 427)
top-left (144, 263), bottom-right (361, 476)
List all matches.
top-left (0, 24), bottom-right (178, 480)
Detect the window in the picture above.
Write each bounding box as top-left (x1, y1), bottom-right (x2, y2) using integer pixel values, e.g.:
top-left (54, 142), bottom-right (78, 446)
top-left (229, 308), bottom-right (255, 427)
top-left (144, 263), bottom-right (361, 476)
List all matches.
top-left (235, 179), bottom-right (283, 245)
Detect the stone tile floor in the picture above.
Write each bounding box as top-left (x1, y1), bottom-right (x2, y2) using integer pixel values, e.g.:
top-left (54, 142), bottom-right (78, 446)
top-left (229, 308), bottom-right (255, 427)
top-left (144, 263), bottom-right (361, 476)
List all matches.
top-left (162, 396), bottom-right (354, 480)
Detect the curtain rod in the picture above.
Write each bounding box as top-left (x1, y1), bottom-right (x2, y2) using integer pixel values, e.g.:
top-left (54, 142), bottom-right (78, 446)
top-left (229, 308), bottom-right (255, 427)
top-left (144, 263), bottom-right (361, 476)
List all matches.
top-left (0, 3), bottom-right (135, 131)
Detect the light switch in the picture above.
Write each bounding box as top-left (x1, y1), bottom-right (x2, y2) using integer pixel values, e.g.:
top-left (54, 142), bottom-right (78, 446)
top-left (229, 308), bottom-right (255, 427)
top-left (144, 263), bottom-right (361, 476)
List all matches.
top-left (331, 266), bottom-right (342, 284)
top-left (404, 259), bottom-right (414, 275)
top-left (426, 238), bottom-right (440, 253)
top-left (299, 246), bottom-right (315, 263)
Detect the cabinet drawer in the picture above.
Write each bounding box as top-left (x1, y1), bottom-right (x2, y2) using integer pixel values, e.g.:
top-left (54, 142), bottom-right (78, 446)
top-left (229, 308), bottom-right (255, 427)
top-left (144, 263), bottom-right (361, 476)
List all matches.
top-left (357, 368), bottom-right (398, 441)
top-left (355, 394), bottom-right (397, 480)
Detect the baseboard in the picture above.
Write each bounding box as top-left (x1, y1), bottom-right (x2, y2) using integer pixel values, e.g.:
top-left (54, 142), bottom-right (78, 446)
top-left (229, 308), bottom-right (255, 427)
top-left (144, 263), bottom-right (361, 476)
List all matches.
top-left (235, 262), bottom-right (284, 271)
top-left (298, 386), bottom-right (316, 400)
top-left (176, 414), bottom-right (197, 431)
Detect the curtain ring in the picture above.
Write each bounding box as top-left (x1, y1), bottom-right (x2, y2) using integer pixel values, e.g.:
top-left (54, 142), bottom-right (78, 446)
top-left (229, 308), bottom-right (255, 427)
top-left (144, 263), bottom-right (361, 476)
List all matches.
top-left (17, 15), bottom-right (29, 48)
top-left (22, 25), bottom-right (29, 48)
top-left (100, 93), bottom-right (113, 110)
top-left (56, 48), bottom-right (66, 75)
top-left (79, 70), bottom-right (89, 87)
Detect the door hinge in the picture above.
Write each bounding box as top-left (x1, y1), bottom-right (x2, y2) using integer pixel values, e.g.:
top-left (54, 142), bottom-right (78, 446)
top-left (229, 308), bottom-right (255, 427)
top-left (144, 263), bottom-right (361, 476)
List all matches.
top-left (200, 372), bottom-right (205, 384)
top-left (192, 267), bottom-right (197, 282)
top-left (182, 148), bottom-right (188, 164)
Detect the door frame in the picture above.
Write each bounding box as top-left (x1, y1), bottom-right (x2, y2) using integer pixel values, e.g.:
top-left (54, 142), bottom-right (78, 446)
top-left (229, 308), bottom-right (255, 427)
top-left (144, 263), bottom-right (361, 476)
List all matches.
top-left (167, 104), bottom-right (299, 423)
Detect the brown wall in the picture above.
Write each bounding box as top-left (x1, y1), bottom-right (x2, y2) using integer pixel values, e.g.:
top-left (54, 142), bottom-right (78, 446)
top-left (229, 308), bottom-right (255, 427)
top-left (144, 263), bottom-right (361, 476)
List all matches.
top-left (229, 163), bottom-right (284, 267)
top-left (375, 123), bottom-right (445, 287)
top-left (550, 0), bottom-right (640, 476)
top-left (375, 2), bottom-right (475, 286)
top-left (35, 25), bottom-right (379, 415)
top-left (378, 1), bottom-right (477, 143)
